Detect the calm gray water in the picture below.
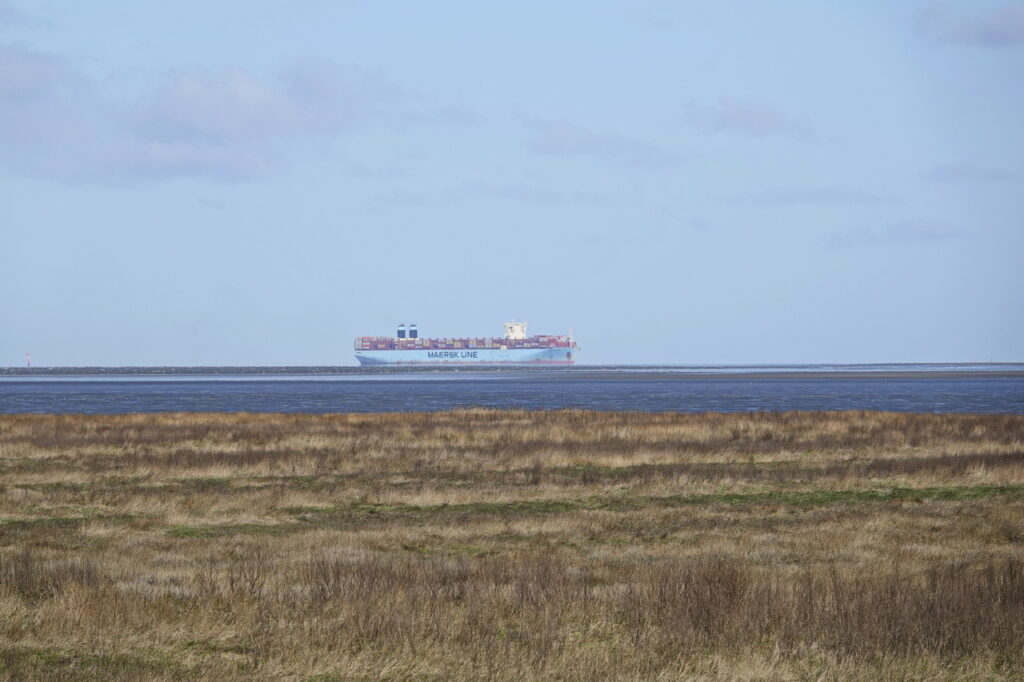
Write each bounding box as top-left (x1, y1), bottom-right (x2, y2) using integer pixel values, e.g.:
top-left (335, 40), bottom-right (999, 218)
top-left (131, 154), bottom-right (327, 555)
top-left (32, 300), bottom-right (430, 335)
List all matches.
top-left (1, 365), bottom-right (1022, 414)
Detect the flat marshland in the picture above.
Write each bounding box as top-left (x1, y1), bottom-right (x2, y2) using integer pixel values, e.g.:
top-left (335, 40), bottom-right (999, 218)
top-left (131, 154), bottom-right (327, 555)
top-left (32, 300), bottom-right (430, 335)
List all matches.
top-left (1, 411), bottom-right (1023, 680)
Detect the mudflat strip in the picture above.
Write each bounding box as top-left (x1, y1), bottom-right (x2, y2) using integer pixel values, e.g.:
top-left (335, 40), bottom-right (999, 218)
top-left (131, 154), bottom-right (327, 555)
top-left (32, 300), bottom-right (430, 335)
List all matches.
top-left (1, 410), bottom-right (1023, 680)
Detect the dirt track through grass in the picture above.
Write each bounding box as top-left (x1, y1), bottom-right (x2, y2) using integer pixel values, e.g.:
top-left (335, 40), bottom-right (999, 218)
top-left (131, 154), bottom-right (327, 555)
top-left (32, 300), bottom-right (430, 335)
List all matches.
top-left (1, 410), bottom-right (1023, 680)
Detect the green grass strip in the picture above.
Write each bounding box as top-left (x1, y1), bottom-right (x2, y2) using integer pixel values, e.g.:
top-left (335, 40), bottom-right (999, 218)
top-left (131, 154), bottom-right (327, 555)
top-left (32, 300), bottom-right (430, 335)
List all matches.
top-left (289, 483), bottom-right (1024, 524)
top-left (156, 484), bottom-right (1024, 539)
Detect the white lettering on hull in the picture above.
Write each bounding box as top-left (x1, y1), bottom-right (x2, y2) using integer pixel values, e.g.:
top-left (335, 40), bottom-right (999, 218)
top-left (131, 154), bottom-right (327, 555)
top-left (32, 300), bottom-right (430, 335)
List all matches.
top-left (426, 351), bottom-right (479, 359)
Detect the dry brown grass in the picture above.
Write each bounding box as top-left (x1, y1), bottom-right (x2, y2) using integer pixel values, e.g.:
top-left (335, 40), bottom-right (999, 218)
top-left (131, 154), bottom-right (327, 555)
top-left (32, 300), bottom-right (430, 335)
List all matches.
top-left (1, 409), bottom-right (1023, 680)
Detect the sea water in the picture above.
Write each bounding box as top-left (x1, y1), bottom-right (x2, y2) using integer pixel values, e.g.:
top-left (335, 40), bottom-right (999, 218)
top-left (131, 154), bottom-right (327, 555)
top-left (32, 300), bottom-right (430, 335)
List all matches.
top-left (1, 365), bottom-right (1022, 414)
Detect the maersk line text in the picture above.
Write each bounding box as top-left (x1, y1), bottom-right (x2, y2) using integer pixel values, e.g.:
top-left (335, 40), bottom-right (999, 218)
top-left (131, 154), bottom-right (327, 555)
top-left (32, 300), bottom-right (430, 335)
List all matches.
top-left (427, 351), bottom-right (479, 359)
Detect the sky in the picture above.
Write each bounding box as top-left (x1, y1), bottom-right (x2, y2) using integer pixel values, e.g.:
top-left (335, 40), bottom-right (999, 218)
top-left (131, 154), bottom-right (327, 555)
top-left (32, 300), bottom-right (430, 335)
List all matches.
top-left (1, 1), bottom-right (1022, 366)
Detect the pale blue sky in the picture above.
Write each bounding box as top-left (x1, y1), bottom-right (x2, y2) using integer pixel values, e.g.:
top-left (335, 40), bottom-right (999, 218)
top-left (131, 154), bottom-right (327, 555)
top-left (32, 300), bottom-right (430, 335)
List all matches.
top-left (1, 1), bottom-right (1021, 365)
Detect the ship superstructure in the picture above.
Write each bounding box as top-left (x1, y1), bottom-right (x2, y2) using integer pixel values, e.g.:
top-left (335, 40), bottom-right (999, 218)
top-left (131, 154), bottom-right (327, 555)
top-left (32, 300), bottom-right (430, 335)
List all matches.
top-left (354, 322), bottom-right (578, 365)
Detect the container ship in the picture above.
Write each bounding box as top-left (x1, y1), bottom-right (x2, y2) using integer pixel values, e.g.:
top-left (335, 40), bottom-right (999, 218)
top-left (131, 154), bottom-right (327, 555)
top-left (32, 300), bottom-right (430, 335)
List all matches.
top-left (354, 322), bottom-right (579, 365)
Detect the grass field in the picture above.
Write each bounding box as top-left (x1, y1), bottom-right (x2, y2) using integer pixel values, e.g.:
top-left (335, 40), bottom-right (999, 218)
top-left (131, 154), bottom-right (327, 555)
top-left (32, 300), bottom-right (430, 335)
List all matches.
top-left (1, 409), bottom-right (1023, 680)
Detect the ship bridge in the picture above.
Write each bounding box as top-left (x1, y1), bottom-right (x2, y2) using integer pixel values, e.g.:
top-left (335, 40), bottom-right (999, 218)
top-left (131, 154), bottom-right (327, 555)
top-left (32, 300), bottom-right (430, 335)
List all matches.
top-left (504, 321), bottom-right (528, 340)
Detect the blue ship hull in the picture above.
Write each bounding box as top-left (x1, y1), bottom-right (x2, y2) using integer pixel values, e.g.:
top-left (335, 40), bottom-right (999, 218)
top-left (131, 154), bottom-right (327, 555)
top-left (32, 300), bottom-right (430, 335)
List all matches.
top-left (355, 347), bottom-right (576, 365)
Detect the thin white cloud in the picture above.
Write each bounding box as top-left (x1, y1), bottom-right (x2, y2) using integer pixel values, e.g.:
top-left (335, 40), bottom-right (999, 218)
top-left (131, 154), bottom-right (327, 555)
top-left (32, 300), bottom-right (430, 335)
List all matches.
top-left (922, 161), bottom-right (1015, 182)
top-left (825, 221), bottom-right (963, 248)
top-left (0, 45), bottom-right (111, 179)
top-left (366, 180), bottom-right (619, 211)
top-left (133, 69), bottom-right (296, 144)
top-left (0, 46), bottom-right (469, 184)
top-left (0, 2), bottom-right (32, 27)
top-left (915, 2), bottom-right (1024, 47)
top-left (461, 180), bottom-right (618, 205)
top-left (729, 187), bottom-right (895, 206)
top-left (685, 98), bottom-right (820, 142)
top-left (0, 44), bottom-right (81, 100)
top-left (522, 118), bottom-right (684, 168)
top-left (127, 59), bottom-right (424, 179)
